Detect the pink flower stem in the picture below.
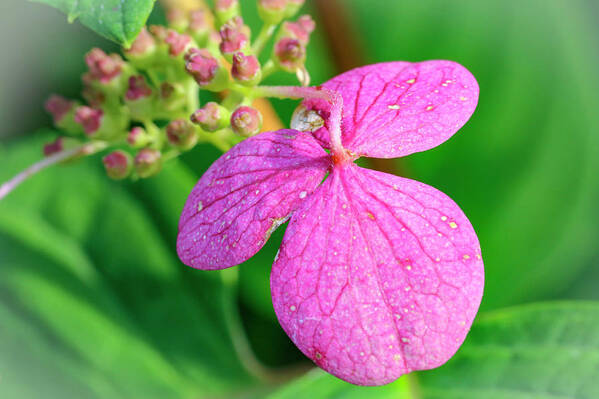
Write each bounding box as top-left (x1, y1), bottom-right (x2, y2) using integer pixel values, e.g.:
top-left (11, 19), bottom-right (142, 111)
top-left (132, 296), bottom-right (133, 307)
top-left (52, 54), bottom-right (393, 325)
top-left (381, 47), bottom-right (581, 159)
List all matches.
top-left (254, 85), bottom-right (348, 162)
top-left (0, 141), bottom-right (108, 201)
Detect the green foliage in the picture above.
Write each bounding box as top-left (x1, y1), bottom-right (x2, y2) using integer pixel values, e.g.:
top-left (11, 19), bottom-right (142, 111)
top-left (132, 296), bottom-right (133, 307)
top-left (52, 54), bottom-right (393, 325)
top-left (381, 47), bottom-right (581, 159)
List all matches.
top-left (29, 0), bottom-right (156, 46)
top-left (268, 369), bottom-right (412, 398)
top-left (420, 302), bottom-right (599, 399)
top-left (0, 133), bottom-right (252, 398)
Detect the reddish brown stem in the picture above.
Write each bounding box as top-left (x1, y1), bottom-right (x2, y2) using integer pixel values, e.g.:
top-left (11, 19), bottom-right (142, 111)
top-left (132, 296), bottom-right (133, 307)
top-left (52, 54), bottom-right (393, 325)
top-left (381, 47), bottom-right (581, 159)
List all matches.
top-left (313, 0), bottom-right (406, 176)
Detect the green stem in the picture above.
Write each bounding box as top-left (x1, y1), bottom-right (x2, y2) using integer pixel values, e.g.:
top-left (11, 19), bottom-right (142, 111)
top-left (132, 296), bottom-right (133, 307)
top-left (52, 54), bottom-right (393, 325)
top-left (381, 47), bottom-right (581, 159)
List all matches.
top-left (252, 23), bottom-right (277, 55)
top-left (219, 268), bottom-right (312, 385)
top-left (0, 141), bottom-right (108, 201)
top-left (162, 149), bottom-right (181, 162)
top-left (229, 83), bottom-right (254, 100)
top-left (147, 69), bottom-right (162, 88)
top-left (199, 129), bottom-right (233, 152)
top-left (143, 120), bottom-right (164, 149)
top-left (260, 60), bottom-right (278, 81)
top-left (221, 89), bottom-right (247, 110)
top-left (220, 268), bottom-right (273, 383)
top-left (186, 81), bottom-right (200, 113)
top-left (404, 374), bottom-right (422, 399)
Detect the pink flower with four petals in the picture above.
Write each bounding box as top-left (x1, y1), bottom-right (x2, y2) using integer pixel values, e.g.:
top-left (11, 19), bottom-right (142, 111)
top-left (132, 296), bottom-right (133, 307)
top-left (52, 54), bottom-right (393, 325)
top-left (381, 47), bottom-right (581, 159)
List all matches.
top-left (177, 60), bottom-right (484, 385)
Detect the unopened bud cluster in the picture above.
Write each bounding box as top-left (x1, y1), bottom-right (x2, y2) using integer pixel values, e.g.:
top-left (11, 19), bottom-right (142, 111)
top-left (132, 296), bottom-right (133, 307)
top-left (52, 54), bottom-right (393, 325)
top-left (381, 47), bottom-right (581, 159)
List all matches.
top-left (43, 0), bottom-right (314, 181)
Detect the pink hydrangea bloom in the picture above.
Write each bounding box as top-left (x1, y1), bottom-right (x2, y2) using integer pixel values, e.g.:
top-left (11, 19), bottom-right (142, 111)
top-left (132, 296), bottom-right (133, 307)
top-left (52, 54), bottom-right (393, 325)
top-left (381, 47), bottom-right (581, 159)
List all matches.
top-left (177, 60), bottom-right (483, 386)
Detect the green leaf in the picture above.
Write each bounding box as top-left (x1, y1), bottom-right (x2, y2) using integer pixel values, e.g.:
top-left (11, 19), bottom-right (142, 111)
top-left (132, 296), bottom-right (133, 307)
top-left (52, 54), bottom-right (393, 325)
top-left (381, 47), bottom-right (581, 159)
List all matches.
top-left (29, 0), bottom-right (156, 46)
top-left (420, 302), bottom-right (599, 398)
top-left (0, 133), bottom-right (252, 397)
top-left (0, 206), bottom-right (193, 398)
top-left (0, 301), bottom-right (105, 399)
top-left (268, 369), bottom-right (414, 399)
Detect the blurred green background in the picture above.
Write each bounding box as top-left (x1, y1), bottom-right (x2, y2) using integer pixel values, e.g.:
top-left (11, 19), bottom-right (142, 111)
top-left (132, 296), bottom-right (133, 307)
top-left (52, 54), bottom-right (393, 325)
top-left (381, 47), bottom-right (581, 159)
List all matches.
top-left (1, 0), bottom-right (599, 397)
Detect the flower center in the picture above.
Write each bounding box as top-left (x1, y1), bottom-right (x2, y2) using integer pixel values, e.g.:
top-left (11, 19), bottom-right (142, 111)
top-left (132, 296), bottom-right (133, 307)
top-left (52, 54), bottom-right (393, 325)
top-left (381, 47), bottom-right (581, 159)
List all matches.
top-left (331, 148), bottom-right (357, 166)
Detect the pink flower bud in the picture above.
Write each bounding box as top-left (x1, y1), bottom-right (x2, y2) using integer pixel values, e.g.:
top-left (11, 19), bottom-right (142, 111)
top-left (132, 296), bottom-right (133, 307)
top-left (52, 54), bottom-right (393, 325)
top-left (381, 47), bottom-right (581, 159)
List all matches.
top-left (215, 0), bottom-right (237, 11)
top-left (135, 148), bottom-right (162, 178)
top-left (84, 48), bottom-right (124, 84)
top-left (230, 106), bottom-right (262, 137)
top-left (127, 127), bottom-right (150, 147)
top-left (190, 9), bottom-right (210, 32)
top-left (44, 95), bottom-right (74, 124)
top-left (126, 75), bottom-right (153, 101)
top-left (43, 137), bottom-right (82, 158)
top-left (219, 17), bottom-right (250, 57)
top-left (103, 150), bottom-right (133, 180)
top-left (231, 52), bottom-right (261, 85)
top-left (282, 15), bottom-right (315, 44)
top-left (125, 27), bottom-right (156, 56)
top-left (43, 137), bottom-right (64, 156)
top-left (74, 106), bottom-right (103, 135)
top-left (45, 95), bottom-right (83, 134)
top-left (274, 38), bottom-right (306, 72)
top-left (149, 25), bottom-right (169, 41)
top-left (185, 48), bottom-right (228, 90)
top-left (209, 31), bottom-right (222, 47)
top-left (166, 8), bottom-right (189, 31)
top-left (185, 48), bottom-right (217, 83)
top-left (214, 0), bottom-right (240, 24)
top-left (166, 119), bottom-right (198, 150)
top-left (191, 102), bottom-right (230, 132)
top-left (165, 30), bottom-right (192, 56)
top-left (189, 9), bottom-right (213, 44)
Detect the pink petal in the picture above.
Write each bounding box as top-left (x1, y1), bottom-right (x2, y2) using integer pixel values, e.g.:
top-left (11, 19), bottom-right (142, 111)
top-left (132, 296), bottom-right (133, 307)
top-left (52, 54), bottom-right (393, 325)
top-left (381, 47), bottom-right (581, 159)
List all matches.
top-left (319, 60), bottom-right (478, 158)
top-left (177, 130), bottom-right (329, 270)
top-left (271, 164), bottom-right (483, 385)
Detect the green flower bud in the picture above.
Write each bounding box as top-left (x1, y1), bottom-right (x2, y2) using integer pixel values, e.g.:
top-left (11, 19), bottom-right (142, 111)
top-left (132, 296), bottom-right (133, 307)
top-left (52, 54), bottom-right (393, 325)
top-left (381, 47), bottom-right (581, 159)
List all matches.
top-left (214, 0), bottom-right (240, 26)
top-left (191, 102), bottom-right (231, 132)
top-left (135, 148), bottom-right (162, 178)
top-left (258, 0), bottom-right (287, 25)
top-left (166, 119), bottom-right (198, 150)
